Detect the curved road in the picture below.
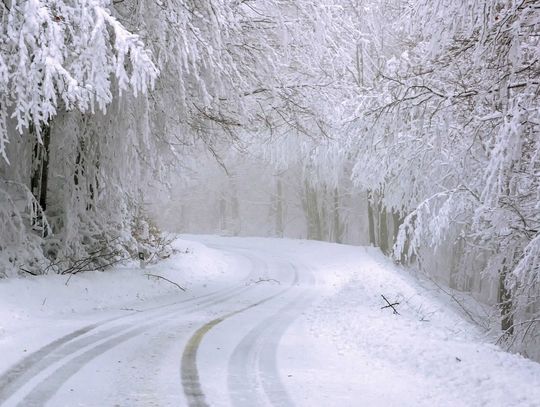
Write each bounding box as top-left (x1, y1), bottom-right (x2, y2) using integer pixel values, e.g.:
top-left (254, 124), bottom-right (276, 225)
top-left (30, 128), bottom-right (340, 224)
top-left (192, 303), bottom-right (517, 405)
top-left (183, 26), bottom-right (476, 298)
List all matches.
top-left (0, 239), bottom-right (317, 407)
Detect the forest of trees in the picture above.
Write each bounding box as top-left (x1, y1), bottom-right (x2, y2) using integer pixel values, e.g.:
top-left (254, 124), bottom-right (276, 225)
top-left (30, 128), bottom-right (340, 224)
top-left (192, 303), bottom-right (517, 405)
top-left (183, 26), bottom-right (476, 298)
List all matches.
top-left (0, 1), bottom-right (538, 359)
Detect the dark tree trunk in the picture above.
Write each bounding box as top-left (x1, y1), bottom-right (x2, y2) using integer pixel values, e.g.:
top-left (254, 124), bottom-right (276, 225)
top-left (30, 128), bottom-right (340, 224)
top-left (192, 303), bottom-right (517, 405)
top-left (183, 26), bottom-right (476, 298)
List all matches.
top-left (303, 181), bottom-right (323, 241)
top-left (498, 268), bottom-right (514, 335)
top-left (392, 210), bottom-right (402, 246)
top-left (30, 123), bottom-right (51, 235)
top-left (378, 201), bottom-right (389, 255)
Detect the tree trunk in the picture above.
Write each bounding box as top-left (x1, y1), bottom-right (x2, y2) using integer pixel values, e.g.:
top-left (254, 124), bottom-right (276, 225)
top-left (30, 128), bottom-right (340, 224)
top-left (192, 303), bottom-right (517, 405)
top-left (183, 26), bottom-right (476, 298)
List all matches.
top-left (333, 187), bottom-right (343, 243)
top-left (449, 237), bottom-right (464, 290)
top-left (378, 201), bottom-right (389, 255)
top-left (219, 194), bottom-right (227, 233)
top-left (303, 181), bottom-right (322, 241)
top-left (392, 210), bottom-right (402, 246)
top-left (30, 123), bottom-right (51, 235)
top-left (229, 173), bottom-right (241, 235)
top-left (367, 190), bottom-right (376, 246)
top-left (498, 265), bottom-right (514, 335)
top-left (275, 177), bottom-right (284, 237)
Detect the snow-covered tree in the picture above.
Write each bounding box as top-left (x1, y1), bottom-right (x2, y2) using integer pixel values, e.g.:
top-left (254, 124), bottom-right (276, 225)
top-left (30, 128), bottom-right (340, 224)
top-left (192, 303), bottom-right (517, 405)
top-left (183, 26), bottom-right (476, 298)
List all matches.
top-left (350, 0), bottom-right (540, 358)
top-left (0, 0), bottom-right (158, 274)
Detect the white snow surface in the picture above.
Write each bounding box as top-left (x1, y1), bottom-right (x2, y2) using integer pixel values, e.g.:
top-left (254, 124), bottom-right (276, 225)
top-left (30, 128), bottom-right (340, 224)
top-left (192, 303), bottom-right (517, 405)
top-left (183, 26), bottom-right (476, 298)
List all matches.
top-left (0, 238), bottom-right (244, 373)
top-left (0, 236), bottom-right (539, 407)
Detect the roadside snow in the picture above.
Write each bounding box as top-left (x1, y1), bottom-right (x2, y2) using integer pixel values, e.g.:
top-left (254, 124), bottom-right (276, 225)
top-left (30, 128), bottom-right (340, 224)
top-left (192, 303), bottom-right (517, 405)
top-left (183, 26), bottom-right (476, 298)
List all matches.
top-left (0, 238), bottom-right (245, 375)
top-left (278, 244), bottom-right (540, 407)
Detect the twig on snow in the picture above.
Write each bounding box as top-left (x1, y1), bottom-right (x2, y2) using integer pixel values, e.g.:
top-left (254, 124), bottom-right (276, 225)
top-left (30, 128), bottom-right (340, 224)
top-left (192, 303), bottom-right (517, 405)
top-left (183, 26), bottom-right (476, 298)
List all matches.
top-left (19, 267), bottom-right (39, 276)
top-left (120, 307), bottom-right (143, 312)
top-left (426, 277), bottom-right (486, 328)
top-left (247, 277), bottom-right (281, 285)
top-left (381, 294), bottom-right (400, 315)
top-left (145, 273), bottom-right (186, 291)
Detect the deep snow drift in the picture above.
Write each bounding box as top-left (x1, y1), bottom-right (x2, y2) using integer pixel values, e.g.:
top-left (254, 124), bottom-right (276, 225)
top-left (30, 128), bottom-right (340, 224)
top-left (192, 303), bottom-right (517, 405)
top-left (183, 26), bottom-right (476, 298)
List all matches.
top-left (0, 236), bottom-right (539, 407)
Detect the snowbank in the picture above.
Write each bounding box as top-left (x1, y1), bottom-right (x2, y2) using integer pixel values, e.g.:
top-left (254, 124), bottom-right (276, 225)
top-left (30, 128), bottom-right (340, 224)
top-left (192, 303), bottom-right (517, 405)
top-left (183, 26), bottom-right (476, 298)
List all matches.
top-left (0, 237), bottom-right (245, 374)
top-left (283, 243), bottom-right (540, 407)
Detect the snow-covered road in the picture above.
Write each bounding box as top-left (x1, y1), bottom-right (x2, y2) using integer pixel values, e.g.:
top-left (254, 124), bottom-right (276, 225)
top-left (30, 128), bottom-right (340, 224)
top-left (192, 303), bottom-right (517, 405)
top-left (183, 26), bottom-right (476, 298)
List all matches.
top-left (181, 250), bottom-right (315, 407)
top-left (0, 238), bottom-right (318, 406)
top-left (1, 236), bottom-right (539, 406)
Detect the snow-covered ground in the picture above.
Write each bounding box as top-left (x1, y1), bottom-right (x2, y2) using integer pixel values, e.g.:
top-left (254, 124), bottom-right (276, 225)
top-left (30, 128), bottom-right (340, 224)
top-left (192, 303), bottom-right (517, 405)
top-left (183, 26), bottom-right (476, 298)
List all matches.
top-left (274, 242), bottom-right (540, 407)
top-left (0, 238), bottom-right (246, 385)
top-left (0, 236), bottom-right (539, 406)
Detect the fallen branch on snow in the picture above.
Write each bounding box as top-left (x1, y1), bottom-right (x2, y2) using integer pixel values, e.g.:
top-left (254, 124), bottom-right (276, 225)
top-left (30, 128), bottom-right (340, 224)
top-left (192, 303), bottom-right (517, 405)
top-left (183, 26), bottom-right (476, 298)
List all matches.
top-left (381, 294), bottom-right (400, 315)
top-left (120, 307), bottom-right (143, 312)
top-left (248, 277), bottom-right (281, 285)
top-left (144, 273), bottom-right (186, 291)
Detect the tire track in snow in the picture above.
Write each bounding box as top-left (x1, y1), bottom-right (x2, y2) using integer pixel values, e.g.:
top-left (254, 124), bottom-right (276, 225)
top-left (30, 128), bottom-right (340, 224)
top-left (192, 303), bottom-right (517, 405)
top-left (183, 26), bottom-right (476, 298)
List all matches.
top-left (181, 264), bottom-right (302, 407)
top-left (0, 251), bottom-right (261, 406)
top-left (3, 284), bottom-right (258, 407)
top-left (0, 323), bottom-right (102, 400)
top-left (227, 290), bottom-right (314, 407)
